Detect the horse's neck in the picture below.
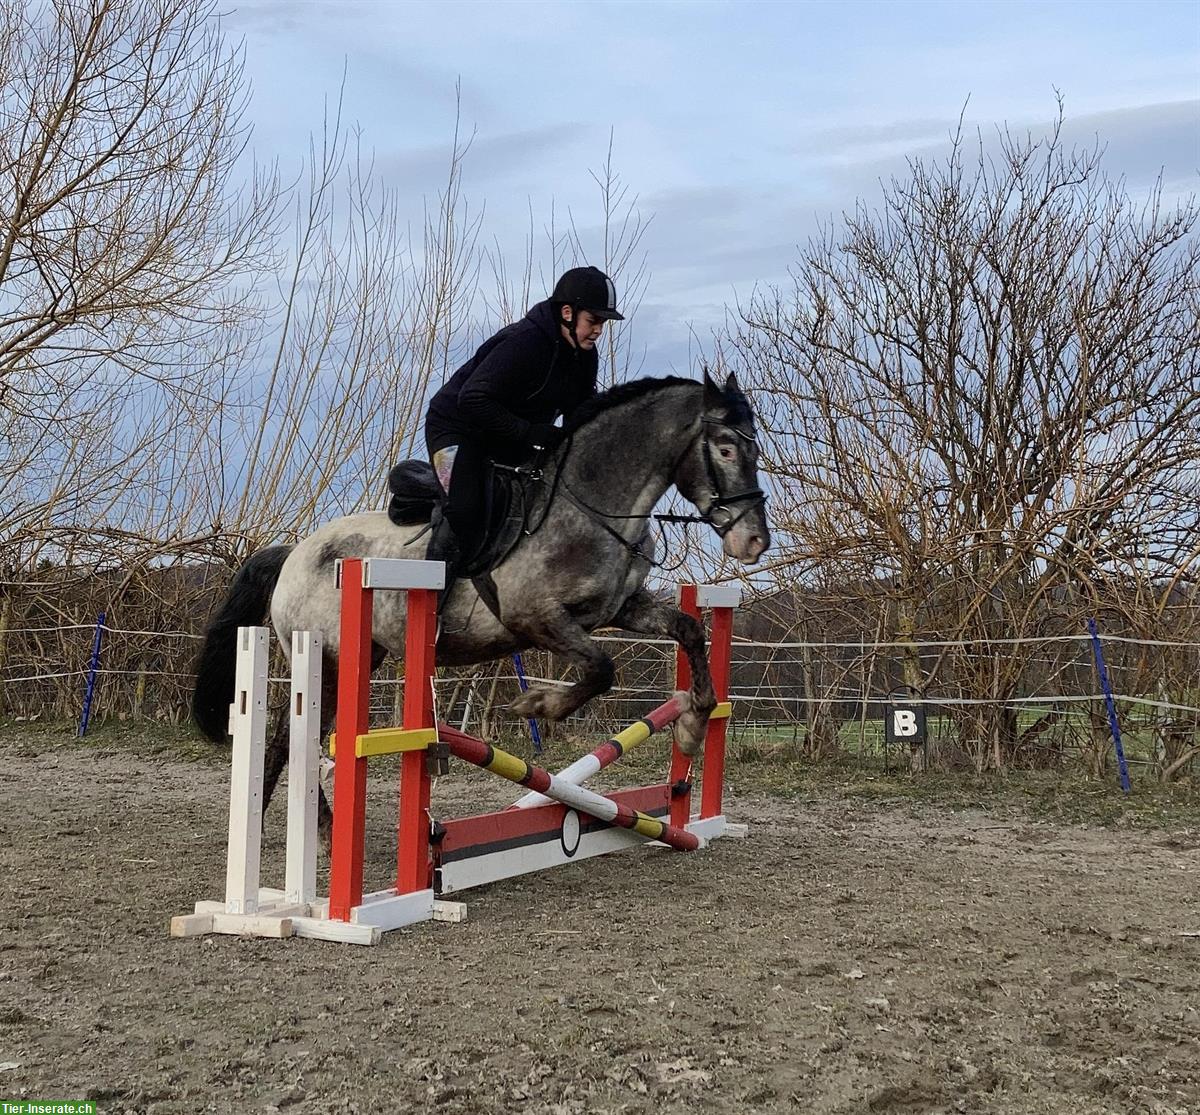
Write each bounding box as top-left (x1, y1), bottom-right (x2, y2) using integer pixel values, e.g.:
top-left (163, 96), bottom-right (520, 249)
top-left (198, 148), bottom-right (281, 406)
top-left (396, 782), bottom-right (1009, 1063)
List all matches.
top-left (561, 385), bottom-right (700, 518)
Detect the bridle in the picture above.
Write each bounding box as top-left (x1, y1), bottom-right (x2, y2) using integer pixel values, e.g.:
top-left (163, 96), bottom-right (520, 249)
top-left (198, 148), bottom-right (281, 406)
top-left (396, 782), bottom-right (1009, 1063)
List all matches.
top-left (691, 417), bottom-right (767, 536)
top-left (550, 416), bottom-right (768, 563)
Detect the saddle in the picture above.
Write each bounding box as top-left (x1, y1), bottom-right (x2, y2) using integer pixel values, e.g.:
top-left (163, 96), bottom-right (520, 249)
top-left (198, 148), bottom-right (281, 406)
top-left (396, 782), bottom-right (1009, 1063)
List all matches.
top-left (385, 457), bottom-right (543, 579)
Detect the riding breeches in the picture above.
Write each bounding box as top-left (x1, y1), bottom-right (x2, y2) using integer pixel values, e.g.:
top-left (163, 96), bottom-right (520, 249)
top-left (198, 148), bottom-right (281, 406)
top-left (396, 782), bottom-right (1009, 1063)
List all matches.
top-left (429, 442), bottom-right (489, 562)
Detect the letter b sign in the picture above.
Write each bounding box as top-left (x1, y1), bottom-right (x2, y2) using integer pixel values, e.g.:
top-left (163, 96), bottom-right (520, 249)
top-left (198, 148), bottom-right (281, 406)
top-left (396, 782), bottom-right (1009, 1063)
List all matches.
top-left (886, 701), bottom-right (926, 745)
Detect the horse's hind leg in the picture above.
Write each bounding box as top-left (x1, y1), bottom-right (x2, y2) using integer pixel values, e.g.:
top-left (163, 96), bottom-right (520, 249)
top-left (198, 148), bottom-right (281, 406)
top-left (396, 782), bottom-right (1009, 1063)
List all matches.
top-left (262, 709), bottom-right (290, 826)
top-left (315, 644), bottom-right (382, 855)
top-left (506, 606), bottom-right (616, 724)
top-left (610, 588), bottom-right (716, 756)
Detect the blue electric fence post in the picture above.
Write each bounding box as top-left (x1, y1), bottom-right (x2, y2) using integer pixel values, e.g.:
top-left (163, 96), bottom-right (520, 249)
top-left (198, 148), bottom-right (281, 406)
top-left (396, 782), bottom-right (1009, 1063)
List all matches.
top-left (511, 652), bottom-right (542, 755)
top-left (1087, 617), bottom-right (1131, 794)
top-left (78, 611), bottom-right (106, 738)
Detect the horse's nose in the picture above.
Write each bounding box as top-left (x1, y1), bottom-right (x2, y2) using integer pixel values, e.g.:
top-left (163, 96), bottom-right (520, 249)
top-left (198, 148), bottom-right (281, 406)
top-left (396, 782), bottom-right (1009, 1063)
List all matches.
top-left (746, 533), bottom-right (769, 562)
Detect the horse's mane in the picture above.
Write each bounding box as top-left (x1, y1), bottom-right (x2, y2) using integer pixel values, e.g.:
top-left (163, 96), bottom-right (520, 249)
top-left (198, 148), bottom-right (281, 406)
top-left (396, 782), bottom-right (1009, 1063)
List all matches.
top-left (566, 374), bottom-right (753, 434)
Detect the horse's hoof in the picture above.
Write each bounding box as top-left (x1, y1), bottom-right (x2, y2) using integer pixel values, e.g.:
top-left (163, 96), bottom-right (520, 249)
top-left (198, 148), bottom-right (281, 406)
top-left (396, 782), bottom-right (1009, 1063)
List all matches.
top-left (510, 687), bottom-right (552, 720)
top-left (672, 692), bottom-right (711, 757)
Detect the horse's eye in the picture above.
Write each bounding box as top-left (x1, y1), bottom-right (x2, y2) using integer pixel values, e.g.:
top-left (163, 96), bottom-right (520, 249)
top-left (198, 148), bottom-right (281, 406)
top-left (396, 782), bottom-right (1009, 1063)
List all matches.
top-left (718, 443), bottom-right (736, 462)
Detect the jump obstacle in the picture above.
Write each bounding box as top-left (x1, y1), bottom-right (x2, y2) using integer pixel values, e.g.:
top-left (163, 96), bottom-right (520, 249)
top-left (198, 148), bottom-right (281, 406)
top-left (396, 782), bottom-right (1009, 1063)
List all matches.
top-left (172, 559), bottom-right (743, 946)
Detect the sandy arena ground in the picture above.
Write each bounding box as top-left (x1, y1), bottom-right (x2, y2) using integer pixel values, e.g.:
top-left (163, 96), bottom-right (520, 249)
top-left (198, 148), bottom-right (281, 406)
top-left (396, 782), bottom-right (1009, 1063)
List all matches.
top-left (1, 732), bottom-right (1198, 1114)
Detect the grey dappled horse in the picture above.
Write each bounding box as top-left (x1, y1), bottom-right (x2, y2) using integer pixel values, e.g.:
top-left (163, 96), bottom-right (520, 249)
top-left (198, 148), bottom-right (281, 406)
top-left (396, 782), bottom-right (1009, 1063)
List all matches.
top-left (192, 373), bottom-right (770, 841)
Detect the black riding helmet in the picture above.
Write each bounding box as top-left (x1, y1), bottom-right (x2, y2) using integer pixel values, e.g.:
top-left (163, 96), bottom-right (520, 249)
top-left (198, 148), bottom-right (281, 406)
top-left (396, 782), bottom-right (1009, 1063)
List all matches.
top-left (551, 266), bottom-right (625, 322)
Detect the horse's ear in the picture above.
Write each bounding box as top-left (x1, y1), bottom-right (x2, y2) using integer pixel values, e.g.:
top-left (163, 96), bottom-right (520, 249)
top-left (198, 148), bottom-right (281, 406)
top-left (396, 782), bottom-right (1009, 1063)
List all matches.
top-left (724, 371), bottom-right (740, 393)
top-left (703, 366), bottom-right (722, 405)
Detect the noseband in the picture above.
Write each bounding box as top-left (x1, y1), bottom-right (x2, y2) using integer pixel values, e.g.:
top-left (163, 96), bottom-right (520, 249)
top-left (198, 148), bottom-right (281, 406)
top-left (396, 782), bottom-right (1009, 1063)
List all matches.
top-left (695, 417), bottom-right (767, 536)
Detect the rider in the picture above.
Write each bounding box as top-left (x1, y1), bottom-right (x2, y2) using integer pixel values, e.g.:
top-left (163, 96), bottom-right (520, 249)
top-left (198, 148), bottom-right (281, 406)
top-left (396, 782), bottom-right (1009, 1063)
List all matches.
top-left (423, 265), bottom-right (624, 588)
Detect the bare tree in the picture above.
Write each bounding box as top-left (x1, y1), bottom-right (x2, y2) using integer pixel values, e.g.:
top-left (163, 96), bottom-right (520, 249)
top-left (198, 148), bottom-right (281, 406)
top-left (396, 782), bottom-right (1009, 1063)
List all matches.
top-left (729, 108), bottom-right (1200, 769)
top-left (0, 0), bottom-right (277, 416)
top-left (0, 0), bottom-right (278, 565)
top-left (566, 131), bottom-right (652, 386)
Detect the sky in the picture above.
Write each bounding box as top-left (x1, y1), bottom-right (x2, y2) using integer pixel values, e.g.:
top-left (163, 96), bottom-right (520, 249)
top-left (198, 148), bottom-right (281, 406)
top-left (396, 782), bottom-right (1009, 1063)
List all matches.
top-left (224, 0), bottom-right (1200, 374)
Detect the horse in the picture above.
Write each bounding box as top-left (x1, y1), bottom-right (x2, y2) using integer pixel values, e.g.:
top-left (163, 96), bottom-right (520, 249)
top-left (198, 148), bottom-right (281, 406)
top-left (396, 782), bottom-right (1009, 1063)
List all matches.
top-left (191, 371), bottom-right (771, 842)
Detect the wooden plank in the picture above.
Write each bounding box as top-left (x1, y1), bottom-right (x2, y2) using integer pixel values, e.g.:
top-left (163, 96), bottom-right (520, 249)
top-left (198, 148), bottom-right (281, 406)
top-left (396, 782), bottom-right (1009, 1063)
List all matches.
top-left (437, 821), bottom-right (661, 896)
top-left (701, 606), bottom-right (733, 820)
top-left (329, 561), bottom-right (372, 921)
top-left (432, 900), bottom-right (468, 923)
top-left (350, 887), bottom-right (436, 931)
top-left (670, 585), bottom-right (700, 830)
top-left (210, 913), bottom-right (295, 938)
top-left (224, 627), bottom-right (268, 915)
top-left (438, 784), bottom-right (669, 858)
top-left (286, 631), bottom-right (321, 905)
top-left (361, 557), bottom-right (445, 591)
top-left (696, 583), bottom-right (742, 608)
top-left (329, 726), bottom-right (435, 759)
top-left (396, 588), bottom-right (437, 894)
top-left (290, 916), bottom-right (381, 946)
top-left (170, 913), bottom-right (214, 937)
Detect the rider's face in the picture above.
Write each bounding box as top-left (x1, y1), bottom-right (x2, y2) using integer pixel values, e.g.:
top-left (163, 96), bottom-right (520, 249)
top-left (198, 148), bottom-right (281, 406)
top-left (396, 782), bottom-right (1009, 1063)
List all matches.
top-left (561, 308), bottom-right (606, 349)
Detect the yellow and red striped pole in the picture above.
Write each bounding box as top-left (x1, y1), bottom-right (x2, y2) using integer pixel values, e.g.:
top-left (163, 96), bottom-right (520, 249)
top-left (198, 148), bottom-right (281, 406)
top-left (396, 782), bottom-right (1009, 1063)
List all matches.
top-left (511, 693), bottom-right (686, 809)
top-left (439, 724), bottom-right (702, 852)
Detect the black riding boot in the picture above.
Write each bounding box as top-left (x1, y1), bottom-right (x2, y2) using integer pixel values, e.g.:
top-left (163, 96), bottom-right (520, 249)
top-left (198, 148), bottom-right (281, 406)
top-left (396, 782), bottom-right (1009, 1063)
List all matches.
top-left (424, 510), bottom-right (463, 613)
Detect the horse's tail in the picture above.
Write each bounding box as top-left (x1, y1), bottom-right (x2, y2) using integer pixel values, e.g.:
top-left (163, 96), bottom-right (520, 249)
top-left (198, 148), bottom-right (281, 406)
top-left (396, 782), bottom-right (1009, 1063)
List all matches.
top-left (191, 545), bottom-right (293, 743)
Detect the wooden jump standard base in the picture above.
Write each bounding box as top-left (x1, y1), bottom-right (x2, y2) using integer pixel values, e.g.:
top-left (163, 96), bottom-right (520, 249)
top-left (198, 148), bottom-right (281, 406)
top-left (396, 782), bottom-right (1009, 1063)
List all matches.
top-left (172, 559), bottom-right (742, 945)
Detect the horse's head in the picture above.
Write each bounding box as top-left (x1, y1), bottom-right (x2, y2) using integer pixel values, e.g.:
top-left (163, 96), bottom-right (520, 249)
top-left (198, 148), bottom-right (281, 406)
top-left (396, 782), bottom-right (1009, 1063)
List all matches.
top-left (674, 371), bottom-right (771, 563)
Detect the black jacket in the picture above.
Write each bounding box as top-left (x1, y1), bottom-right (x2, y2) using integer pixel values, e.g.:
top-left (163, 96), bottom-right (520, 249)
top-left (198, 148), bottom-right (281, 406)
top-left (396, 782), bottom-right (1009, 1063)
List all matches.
top-left (425, 300), bottom-right (598, 462)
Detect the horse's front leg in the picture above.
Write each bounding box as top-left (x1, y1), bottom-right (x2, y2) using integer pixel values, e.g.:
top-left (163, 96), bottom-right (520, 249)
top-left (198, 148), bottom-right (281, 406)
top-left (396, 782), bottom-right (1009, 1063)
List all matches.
top-left (505, 605), bottom-right (615, 723)
top-left (611, 588), bottom-right (716, 756)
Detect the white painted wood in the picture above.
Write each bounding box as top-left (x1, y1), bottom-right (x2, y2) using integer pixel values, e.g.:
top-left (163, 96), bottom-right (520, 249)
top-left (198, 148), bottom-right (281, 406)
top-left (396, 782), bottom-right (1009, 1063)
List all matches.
top-left (350, 887), bottom-right (436, 931)
top-left (197, 897), bottom-right (309, 917)
top-left (432, 900), bottom-right (468, 923)
top-left (210, 913), bottom-right (294, 938)
top-left (361, 557), bottom-right (446, 591)
top-left (723, 822), bottom-right (750, 838)
top-left (437, 813), bottom-right (746, 896)
top-left (170, 913), bottom-right (214, 937)
top-left (285, 631), bottom-right (321, 905)
top-left (290, 917), bottom-right (381, 945)
top-left (681, 815), bottom-right (726, 843)
top-left (436, 825), bottom-right (657, 895)
top-left (695, 583), bottom-right (742, 608)
top-left (224, 627), bottom-right (268, 915)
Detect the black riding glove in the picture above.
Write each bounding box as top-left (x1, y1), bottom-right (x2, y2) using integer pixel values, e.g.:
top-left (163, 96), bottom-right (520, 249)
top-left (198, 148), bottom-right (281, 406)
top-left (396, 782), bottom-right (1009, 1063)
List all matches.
top-left (528, 423), bottom-right (564, 450)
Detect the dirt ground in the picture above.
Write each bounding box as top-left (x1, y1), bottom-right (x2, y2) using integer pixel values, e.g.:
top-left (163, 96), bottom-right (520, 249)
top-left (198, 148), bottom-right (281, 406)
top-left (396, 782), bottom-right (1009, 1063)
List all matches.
top-left (1, 729), bottom-right (1199, 1115)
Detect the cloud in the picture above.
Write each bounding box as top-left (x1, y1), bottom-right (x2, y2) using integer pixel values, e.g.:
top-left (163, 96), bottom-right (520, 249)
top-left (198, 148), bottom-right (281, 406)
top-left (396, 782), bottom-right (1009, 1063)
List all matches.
top-left (604, 100), bottom-right (1200, 362)
top-left (798, 117), bottom-right (966, 158)
top-left (223, 1), bottom-right (332, 34)
top-left (375, 124), bottom-right (583, 194)
top-left (819, 100), bottom-right (1200, 202)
